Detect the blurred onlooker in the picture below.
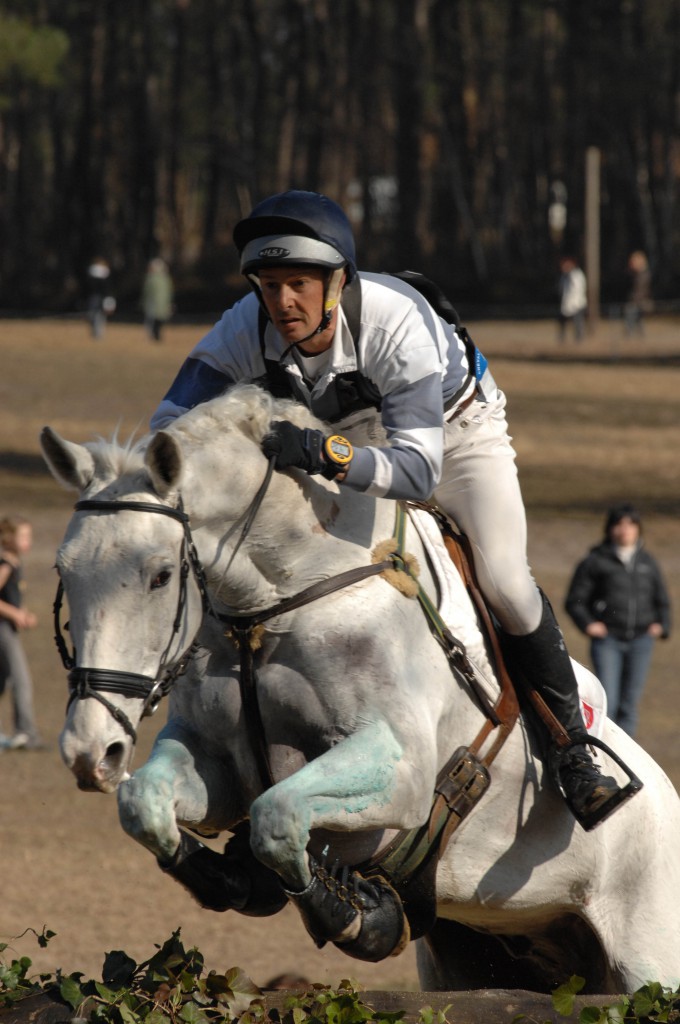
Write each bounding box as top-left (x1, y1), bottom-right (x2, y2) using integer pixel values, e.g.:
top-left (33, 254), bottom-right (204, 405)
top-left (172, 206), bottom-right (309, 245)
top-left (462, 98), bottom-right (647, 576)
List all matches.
top-left (142, 258), bottom-right (174, 342)
top-left (623, 250), bottom-right (652, 337)
top-left (86, 257), bottom-right (115, 340)
top-left (557, 255), bottom-right (587, 343)
top-left (565, 504), bottom-right (672, 738)
top-left (0, 516), bottom-right (45, 751)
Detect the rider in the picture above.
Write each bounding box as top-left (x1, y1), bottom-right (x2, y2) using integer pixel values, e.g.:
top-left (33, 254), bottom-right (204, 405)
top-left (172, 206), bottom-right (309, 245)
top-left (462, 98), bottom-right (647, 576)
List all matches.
top-left (150, 189), bottom-right (624, 947)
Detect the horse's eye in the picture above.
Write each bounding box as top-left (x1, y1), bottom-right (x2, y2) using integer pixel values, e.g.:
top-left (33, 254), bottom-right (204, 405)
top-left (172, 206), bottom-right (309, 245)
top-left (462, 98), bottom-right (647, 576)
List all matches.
top-left (151, 569), bottom-right (172, 591)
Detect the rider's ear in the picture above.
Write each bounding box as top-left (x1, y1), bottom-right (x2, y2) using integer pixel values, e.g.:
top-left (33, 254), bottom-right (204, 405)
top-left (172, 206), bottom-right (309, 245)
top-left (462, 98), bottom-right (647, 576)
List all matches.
top-left (146, 430), bottom-right (183, 497)
top-left (40, 426), bottom-right (95, 491)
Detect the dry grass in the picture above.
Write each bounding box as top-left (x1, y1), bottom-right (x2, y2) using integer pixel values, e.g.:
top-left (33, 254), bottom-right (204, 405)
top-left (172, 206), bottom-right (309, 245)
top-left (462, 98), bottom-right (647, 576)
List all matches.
top-left (0, 314), bottom-right (679, 988)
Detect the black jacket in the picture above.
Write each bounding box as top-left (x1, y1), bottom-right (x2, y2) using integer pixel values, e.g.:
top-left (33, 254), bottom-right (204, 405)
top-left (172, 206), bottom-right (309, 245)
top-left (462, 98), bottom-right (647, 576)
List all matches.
top-left (565, 541), bottom-right (671, 641)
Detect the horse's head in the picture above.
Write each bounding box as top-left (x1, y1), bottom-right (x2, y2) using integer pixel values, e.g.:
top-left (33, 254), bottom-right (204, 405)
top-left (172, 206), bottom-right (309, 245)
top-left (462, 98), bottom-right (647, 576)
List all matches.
top-left (41, 384), bottom-right (374, 793)
top-left (41, 424), bottom-right (208, 792)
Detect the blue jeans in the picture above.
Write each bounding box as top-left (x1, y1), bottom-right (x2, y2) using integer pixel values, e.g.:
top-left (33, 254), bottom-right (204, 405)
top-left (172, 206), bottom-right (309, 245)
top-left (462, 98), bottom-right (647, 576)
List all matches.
top-left (0, 620), bottom-right (40, 739)
top-left (590, 633), bottom-right (656, 737)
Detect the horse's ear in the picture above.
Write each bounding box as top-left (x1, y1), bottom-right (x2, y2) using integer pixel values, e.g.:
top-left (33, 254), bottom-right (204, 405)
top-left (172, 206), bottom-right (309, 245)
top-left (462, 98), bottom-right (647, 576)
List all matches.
top-left (40, 426), bottom-right (95, 492)
top-left (145, 430), bottom-right (183, 497)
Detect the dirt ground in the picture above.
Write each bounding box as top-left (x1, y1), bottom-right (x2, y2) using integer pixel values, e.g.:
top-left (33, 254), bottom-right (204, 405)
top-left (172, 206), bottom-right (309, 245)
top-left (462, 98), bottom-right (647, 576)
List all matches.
top-left (0, 313), bottom-right (678, 991)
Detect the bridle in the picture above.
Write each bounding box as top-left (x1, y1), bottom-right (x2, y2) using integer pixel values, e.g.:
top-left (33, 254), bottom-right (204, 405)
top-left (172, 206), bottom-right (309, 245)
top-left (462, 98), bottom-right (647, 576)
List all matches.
top-left (54, 496), bottom-right (212, 744)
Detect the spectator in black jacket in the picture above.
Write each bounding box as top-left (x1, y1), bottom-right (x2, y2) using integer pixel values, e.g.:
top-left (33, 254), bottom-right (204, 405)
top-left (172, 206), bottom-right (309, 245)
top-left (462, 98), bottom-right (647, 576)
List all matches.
top-left (565, 504), bottom-right (672, 737)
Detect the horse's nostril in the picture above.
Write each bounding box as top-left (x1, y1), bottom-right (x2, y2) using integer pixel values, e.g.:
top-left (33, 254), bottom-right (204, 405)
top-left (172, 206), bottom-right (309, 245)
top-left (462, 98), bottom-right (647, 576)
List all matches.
top-left (104, 741), bottom-right (126, 766)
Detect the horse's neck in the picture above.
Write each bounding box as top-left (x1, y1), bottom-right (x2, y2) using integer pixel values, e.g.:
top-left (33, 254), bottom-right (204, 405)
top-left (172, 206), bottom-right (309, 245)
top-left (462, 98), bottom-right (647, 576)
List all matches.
top-left (197, 474), bottom-right (396, 611)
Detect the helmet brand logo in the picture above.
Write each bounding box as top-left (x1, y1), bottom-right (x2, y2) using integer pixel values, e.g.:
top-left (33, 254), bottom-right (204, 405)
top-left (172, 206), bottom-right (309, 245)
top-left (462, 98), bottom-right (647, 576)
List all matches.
top-left (258, 246), bottom-right (290, 258)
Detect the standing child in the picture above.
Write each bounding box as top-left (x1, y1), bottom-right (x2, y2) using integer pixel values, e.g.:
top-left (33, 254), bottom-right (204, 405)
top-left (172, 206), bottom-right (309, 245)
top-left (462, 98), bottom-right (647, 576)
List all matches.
top-left (0, 516), bottom-right (44, 750)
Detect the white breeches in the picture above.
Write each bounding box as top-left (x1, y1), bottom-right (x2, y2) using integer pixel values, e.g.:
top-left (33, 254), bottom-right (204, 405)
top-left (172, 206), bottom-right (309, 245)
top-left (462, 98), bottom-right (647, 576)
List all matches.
top-left (433, 389), bottom-right (543, 637)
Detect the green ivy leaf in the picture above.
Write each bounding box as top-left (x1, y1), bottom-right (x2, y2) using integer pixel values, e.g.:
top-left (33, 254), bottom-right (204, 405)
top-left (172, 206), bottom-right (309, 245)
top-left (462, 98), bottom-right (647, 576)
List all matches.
top-left (635, 983), bottom-right (666, 1017)
top-left (118, 999), bottom-right (142, 1024)
top-left (145, 1011), bottom-right (170, 1024)
top-left (579, 1006), bottom-right (605, 1024)
top-left (95, 981), bottom-right (118, 1002)
top-left (60, 974), bottom-right (85, 1010)
top-left (552, 975), bottom-right (586, 1018)
top-left (415, 1008), bottom-right (445, 1024)
top-left (179, 1000), bottom-right (211, 1024)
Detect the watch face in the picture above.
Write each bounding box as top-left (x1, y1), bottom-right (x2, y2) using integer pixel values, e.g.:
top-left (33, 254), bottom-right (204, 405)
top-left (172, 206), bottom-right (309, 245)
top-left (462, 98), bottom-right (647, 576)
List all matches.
top-left (326, 435), bottom-right (353, 464)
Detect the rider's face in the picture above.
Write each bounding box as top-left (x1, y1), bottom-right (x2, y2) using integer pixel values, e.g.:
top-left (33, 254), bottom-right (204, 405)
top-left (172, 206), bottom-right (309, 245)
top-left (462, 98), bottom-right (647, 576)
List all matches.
top-left (258, 266), bottom-right (334, 350)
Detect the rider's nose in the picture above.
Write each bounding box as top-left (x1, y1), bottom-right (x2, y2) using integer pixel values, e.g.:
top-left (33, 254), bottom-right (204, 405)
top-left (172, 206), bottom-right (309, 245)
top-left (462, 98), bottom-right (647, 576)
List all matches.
top-left (276, 286), bottom-right (294, 309)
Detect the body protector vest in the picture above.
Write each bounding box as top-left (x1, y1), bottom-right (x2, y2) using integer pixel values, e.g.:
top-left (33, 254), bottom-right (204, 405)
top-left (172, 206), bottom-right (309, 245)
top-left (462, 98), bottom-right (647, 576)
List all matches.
top-left (254, 271), bottom-right (483, 424)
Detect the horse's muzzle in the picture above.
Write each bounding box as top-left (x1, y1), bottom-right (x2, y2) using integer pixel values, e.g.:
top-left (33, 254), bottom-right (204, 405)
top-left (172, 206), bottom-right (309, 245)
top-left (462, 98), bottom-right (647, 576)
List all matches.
top-left (70, 744), bottom-right (130, 793)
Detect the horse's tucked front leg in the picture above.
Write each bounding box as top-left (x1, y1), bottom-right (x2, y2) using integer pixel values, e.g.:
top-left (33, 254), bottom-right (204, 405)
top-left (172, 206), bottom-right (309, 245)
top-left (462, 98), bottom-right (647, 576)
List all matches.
top-left (118, 731), bottom-right (286, 917)
top-left (249, 721), bottom-right (431, 962)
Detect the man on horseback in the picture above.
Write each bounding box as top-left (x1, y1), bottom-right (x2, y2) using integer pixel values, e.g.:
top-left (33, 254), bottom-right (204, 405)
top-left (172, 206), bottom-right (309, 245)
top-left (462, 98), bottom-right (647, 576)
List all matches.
top-left (150, 190), bottom-right (630, 952)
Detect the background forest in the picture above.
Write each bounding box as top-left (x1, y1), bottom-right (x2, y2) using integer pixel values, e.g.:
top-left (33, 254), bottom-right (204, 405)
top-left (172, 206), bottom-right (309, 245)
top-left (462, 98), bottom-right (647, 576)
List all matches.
top-left (1, 0), bottom-right (679, 314)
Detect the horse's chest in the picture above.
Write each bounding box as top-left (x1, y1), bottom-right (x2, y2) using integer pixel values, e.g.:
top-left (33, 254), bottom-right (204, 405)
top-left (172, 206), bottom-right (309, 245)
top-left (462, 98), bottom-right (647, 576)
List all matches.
top-left (268, 742), bottom-right (308, 779)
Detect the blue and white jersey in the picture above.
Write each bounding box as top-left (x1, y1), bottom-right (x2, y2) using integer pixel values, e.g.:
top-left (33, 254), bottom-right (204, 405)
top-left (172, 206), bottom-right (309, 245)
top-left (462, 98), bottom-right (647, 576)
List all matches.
top-left (151, 272), bottom-right (475, 501)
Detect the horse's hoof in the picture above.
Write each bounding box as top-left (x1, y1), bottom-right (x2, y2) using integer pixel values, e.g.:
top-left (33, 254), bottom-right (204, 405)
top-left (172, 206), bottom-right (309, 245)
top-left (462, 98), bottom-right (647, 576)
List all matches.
top-left (286, 856), bottom-right (410, 962)
top-left (159, 828), bottom-right (288, 916)
top-left (159, 831), bottom-right (250, 911)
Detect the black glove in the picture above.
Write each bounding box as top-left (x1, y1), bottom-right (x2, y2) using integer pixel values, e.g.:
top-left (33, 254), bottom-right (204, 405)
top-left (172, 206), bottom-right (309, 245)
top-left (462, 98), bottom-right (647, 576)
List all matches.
top-left (261, 421), bottom-right (325, 474)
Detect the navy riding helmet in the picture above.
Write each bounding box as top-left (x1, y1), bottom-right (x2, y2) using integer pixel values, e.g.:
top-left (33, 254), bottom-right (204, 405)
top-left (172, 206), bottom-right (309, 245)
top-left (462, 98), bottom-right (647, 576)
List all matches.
top-left (233, 190), bottom-right (357, 282)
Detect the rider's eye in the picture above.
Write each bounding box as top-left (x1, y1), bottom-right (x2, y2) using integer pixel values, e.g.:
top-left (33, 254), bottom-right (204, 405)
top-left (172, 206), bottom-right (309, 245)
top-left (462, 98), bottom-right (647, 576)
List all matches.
top-left (150, 569), bottom-right (172, 590)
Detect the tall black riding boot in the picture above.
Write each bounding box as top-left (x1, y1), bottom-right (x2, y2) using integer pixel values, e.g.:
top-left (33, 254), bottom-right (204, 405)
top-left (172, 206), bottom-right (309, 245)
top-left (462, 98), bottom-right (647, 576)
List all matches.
top-left (501, 593), bottom-right (620, 823)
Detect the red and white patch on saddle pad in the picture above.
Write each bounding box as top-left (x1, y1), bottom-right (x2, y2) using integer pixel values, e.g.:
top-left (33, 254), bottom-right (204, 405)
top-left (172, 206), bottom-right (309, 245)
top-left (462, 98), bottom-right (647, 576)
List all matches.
top-left (575, 663), bottom-right (607, 738)
top-left (581, 699), bottom-right (595, 732)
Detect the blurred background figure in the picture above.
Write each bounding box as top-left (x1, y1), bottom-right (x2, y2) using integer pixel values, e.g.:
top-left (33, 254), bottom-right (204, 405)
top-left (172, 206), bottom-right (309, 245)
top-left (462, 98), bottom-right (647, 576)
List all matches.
top-left (565, 504), bottom-right (672, 738)
top-left (142, 258), bottom-right (174, 342)
top-left (556, 255), bottom-right (587, 343)
top-left (86, 257), bottom-right (115, 340)
top-left (0, 516), bottom-right (45, 751)
top-left (623, 250), bottom-right (652, 337)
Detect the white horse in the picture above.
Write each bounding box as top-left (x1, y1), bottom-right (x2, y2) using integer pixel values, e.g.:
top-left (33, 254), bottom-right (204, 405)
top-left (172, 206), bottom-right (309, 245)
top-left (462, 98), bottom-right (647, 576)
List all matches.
top-left (41, 384), bottom-right (680, 993)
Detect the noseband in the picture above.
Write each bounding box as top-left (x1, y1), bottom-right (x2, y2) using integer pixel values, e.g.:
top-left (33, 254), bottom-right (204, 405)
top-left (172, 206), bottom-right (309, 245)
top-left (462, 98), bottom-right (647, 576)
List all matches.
top-left (54, 497), bottom-right (212, 744)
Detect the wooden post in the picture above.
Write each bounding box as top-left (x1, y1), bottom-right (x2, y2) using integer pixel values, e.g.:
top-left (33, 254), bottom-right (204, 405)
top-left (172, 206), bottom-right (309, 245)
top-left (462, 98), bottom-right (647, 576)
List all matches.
top-left (585, 146), bottom-right (601, 331)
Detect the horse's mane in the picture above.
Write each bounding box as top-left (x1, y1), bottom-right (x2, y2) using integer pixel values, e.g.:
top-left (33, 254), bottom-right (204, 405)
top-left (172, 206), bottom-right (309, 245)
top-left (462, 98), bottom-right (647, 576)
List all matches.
top-left (85, 431), bottom-right (147, 477)
top-left (167, 383), bottom-right (325, 446)
top-left (81, 384), bottom-right (318, 474)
